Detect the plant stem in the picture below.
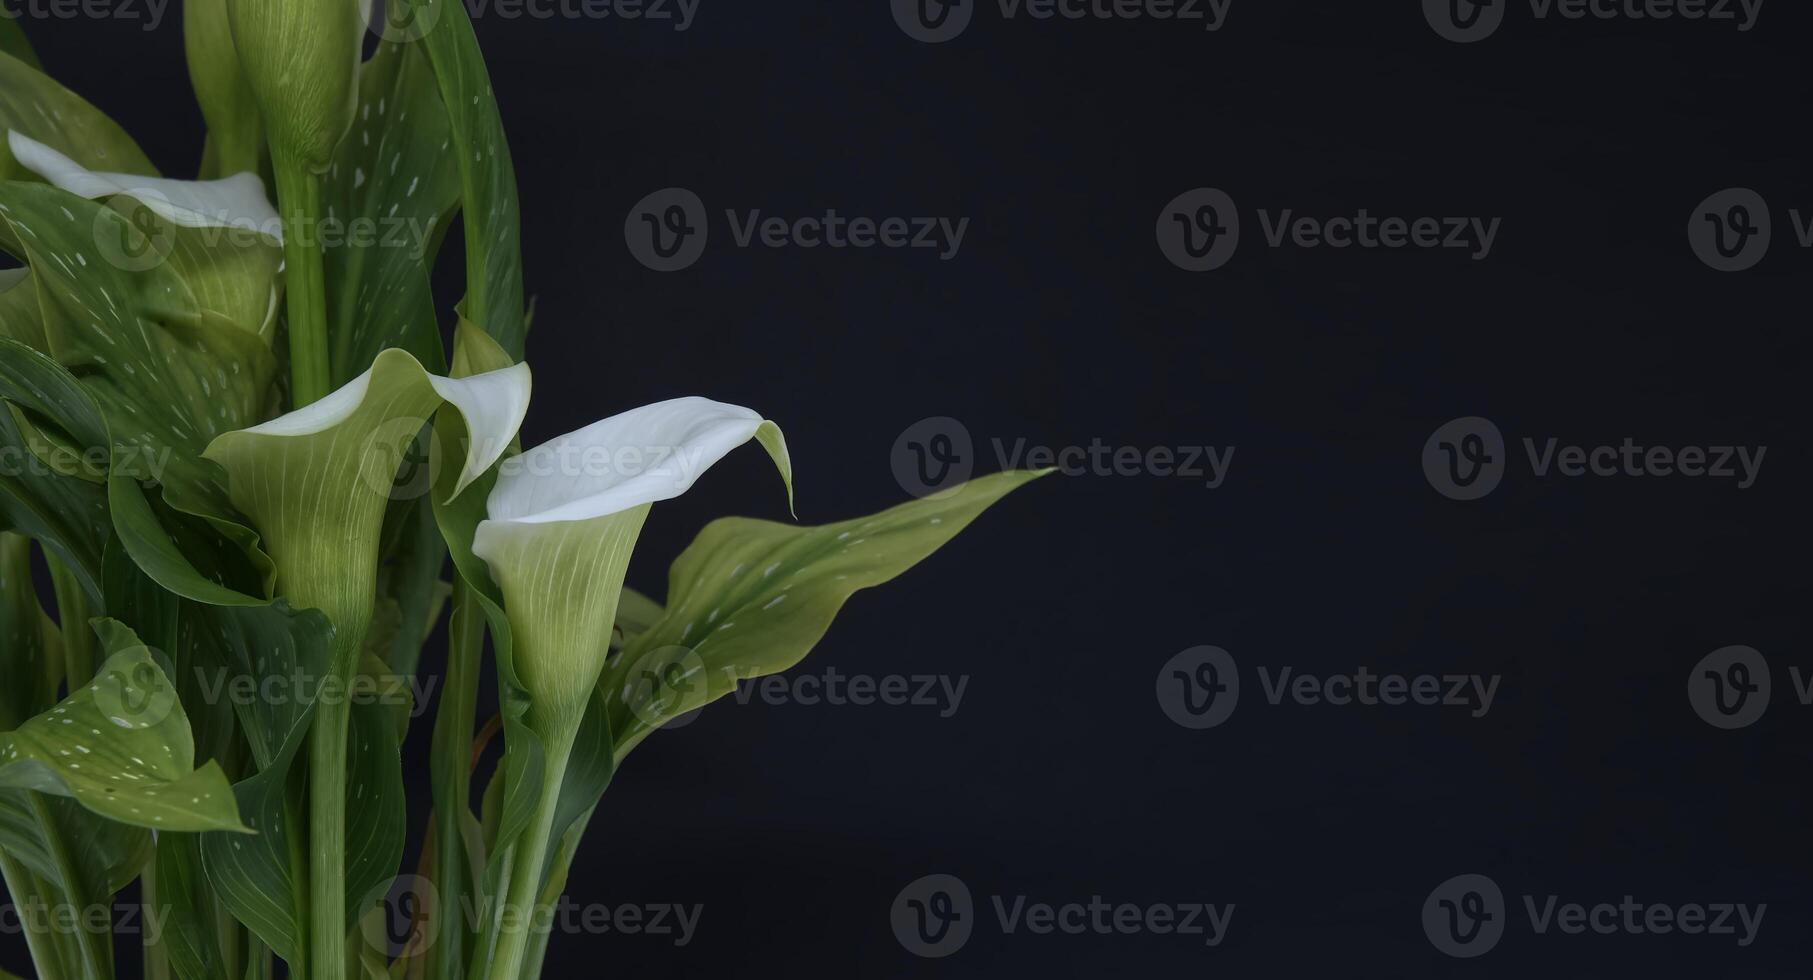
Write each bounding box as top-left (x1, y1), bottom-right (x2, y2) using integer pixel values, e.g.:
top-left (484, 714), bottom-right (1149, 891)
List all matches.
top-left (308, 690), bottom-right (351, 980)
top-left (140, 858), bottom-right (169, 980)
top-left (0, 849), bottom-right (67, 980)
top-left (429, 579), bottom-right (485, 980)
top-left (45, 555), bottom-right (93, 688)
top-left (272, 153), bottom-right (331, 407)
top-left (28, 794), bottom-right (111, 979)
top-left (482, 732), bottom-right (575, 980)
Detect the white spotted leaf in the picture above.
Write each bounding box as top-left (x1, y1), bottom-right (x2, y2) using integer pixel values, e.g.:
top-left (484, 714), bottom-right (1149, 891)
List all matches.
top-left (0, 622), bottom-right (248, 833)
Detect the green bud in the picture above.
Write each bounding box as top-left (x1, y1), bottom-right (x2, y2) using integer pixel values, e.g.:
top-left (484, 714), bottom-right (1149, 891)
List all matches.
top-left (224, 0), bottom-right (366, 171)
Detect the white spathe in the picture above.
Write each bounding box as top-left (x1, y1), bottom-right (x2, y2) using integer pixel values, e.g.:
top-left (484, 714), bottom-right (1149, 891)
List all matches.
top-left (474, 396), bottom-right (789, 553)
top-left (7, 131), bottom-right (283, 242)
top-left (238, 352), bottom-right (532, 500)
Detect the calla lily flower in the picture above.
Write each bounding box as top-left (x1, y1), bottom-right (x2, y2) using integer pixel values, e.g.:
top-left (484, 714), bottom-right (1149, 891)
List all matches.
top-left (206, 349), bottom-right (530, 658)
top-left (473, 397), bottom-right (792, 736)
top-left (8, 131), bottom-right (280, 241)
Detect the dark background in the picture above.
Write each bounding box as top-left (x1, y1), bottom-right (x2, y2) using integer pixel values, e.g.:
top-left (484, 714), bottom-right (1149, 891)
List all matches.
top-left (15, 0), bottom-right (1813, 975)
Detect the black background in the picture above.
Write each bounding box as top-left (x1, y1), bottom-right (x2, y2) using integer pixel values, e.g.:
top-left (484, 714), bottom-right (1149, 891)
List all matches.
top-left (13, 0), bottom-right (1813, 975)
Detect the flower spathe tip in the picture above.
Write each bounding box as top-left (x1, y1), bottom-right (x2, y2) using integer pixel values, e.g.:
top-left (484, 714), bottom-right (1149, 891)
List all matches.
top-left (8, 131), bottom-right (283, 243)
top-left (483, 396), bottom-right (792, 522)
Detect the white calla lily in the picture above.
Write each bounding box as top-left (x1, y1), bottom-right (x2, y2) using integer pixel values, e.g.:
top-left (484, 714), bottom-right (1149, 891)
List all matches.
top-left (470, 396), bottom-right (789, 980)
top-left (8, 130), bottom-right (281, 241)
top-left (472, 396), bottom-right (791, 733)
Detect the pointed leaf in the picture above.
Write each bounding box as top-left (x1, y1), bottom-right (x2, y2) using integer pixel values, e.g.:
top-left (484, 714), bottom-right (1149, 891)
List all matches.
top-left (185, 0), bottom-right (264, 178)
top-left (0, 53), bottom-right (155, 181)
top-left (326, 39), bottom-right (459, 385)
top-left (0, 626), bottom-right (248, 832)
top-left (413, 0), bottom-right (526, 353)
top-left (606, 470), bottom-right (1050, 756)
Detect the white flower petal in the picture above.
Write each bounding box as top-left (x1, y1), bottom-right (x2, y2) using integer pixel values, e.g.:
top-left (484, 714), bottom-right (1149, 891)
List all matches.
top-left (7, 131), bottom-right (282, 243)
top-left (483, 396), bottom-right (788, 528)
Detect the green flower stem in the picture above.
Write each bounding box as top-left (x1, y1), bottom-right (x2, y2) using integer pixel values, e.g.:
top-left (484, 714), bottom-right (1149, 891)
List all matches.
top-left (0, 848), bottom-right (67, 980)
top-left (429, 578), bottom-right (486, 980)
top-left (28, 794), bottom-right (111, 979)
top-left (308, 676), bottom-right (352, 980)
top-left (140, 859), bottom-right (169, 980)
top-left (272, 154), bottom-right (330, 408)
top-left (45, 555), bottom-right (93, 688)
top-left (483, 731), bottom-right (576, 980)
top-left (521, 804), bottom-right (593, 980)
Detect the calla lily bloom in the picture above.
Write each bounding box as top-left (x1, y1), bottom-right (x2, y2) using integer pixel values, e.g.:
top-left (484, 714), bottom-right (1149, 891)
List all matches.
top-left (204, 347), bottom-right (529, 980)
top-left (8, 131), bottom-right (280, 241)
top-left (469, 397), bottom-right (788, 980)
top-left (473, 396), bottom-right (791, 736)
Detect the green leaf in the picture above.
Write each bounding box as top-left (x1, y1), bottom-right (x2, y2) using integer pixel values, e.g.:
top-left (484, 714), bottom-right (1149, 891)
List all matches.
top-left (0, 266), bottom-right (44, 349)
top-left (326, 39), bottom-right (459, 385)
top-left (0, 791), bottom-right (152, 902)
top-left (0, 53), bottom-right (155, 181)
top-left (0, 20), bottom-right (40, 72)
top-left (0, 181), bottom-right (282, 455)
top-left (197, 600), bottom-right (334, 966)
top-left (0, 532), bottom-right (61, 731)
top-left (605, 471), bottom-right (1051, 757)
top-left (0, 625), bottom-right (249, 832)
top-left (342, 701), bottom-right (406, 934)
top-left (412, 0), bottom-right (526, 354)
top-left (0, 384), bottom-right (109, 601)
top-left (155, 831), bottom-right (234, 980)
